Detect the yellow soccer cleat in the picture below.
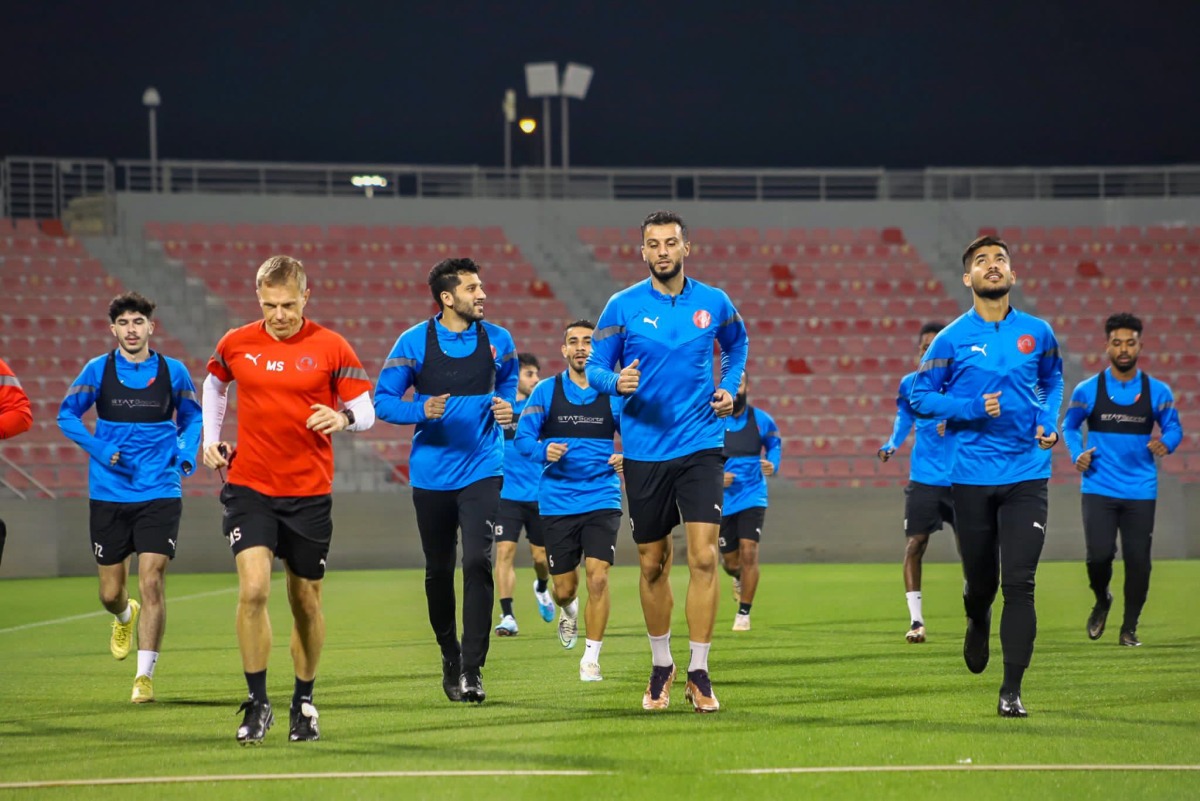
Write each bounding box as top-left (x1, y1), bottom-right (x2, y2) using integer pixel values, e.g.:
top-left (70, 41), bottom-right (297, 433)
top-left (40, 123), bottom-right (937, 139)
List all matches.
top-left (110, 598), bottom-right (140, 660)
top-left (131, 675), bottom-right (155, 704)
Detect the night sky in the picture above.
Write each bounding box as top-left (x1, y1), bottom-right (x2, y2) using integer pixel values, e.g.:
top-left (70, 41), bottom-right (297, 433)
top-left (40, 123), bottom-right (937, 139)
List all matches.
top-left (3, 1), bottom-right (1197, 170)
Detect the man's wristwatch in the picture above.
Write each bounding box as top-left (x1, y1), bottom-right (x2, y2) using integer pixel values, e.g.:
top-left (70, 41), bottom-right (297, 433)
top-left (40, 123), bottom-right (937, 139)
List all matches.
top-left (342, 408), bottom-right (356, 428)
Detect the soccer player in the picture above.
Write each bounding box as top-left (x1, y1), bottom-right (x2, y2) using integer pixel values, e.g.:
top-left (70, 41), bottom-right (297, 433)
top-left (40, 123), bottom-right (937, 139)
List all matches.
top-left (1062, 312), bottom-right (1182, 647)
top-left (878, 321), bottom-right (954, 644)
top-left (516, 320), bottom-right (624, 681)
top-left (374, 258), bottom-right (517, 705)
top-left (0, 356), bottom-right (34, 565)
top-left (909, 235), bottom-right (1063, 719)
top-left (494, 353), bottom-right (555, 636)
top-left (201, 256), bottom-right (375, 744)
top-left (719, 371), bottom-right (781, 632)
top-left (57, 292), bottom-right (202, 704)
top-left (586, 210), bottom-right (748, 713)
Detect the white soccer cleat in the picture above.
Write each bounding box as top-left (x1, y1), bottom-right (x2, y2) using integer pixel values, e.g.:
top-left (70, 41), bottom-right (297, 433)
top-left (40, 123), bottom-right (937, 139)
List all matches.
top-left (579, 660), bottom-right (603, 682)
top-left (732, 613), bottom-right (751, 631)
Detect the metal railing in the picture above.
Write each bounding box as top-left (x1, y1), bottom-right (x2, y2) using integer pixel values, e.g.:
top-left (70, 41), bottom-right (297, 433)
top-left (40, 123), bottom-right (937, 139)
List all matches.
top-left (5, 156), bottom-right (1200, 218)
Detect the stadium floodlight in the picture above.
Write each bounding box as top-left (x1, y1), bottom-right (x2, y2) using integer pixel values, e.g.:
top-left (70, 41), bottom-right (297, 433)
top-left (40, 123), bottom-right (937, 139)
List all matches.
top-left (524, 62), bottom-right (559, 170)
top-left (559, 63), bottom-right (593, 171)
top-left (350, 174), bottom-right (387, 198)
top-left (502, 88), bottom-right (517, 176)
top-left (518, 118), bottom-right (537, 134)
top-left (142, 87), bottom-right (161, 192)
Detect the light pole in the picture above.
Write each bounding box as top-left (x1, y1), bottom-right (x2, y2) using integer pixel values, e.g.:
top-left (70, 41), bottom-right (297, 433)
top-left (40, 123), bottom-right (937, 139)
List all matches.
top-left (560, 63), bottom-right (593, 172)
top-left (524, 62), bottom-right (559, 172)
top-left (142, 87), bottom-right (161, 192)
top-left (502, 88), bottom-right (516, 188)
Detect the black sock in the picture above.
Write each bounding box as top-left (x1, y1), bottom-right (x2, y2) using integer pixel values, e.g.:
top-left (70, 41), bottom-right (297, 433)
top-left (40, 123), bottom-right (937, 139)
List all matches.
top-left (738, 602), bottom-right (752, 615)
top-left (293, 677), bottom-right (315, 711)
top-left (535, 578), bottom-right (548, 593)
top-left (500, 598), bottom-right (514, 617)
top-left (1000, 662), bottom-right (1025, 696)
top-left (245, 670), bottom-right (268, 703)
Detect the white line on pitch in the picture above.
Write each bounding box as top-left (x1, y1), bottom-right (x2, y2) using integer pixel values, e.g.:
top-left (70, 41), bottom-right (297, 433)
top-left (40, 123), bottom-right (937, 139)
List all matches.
top-left (0, 770), bottom-right (609, 790)
top-left (726, 764), bottom-right (1200, 775)
top-left (0, 585), bottom-right (244, 635)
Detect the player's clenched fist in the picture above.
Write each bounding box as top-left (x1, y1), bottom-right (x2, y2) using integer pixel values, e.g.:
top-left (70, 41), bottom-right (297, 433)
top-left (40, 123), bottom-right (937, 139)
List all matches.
top-left (491, 396), bottom-right (513, 426)
top-left (546, 442), bottom-right (568, 463)
top-left (424, 393), bottom-right (450, 420)
top-left (617, 358), bottom-right (641, 395)
top-left (983, 391), bottom-right (1002, 417)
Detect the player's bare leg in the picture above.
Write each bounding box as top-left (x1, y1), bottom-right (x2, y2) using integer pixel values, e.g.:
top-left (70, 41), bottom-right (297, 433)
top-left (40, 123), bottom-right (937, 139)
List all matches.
top-left (136, 553), bottom-right (169, 652)
top-left (683, 521), bottom-right (721, 711)
top-left (637, 537), bottom-right (674, 636)
top-left (904, 533), bottom-right (930, 642)
top-left (235, 547), bottom-right (274, 672)
top-left (285, 568), bottom-right (324, 682)
top-left (737, 540), bottom-right (760, 607)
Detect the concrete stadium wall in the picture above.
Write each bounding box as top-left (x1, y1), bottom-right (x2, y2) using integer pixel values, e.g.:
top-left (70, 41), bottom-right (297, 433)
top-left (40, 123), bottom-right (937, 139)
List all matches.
top-left (3, 480), bottom-right (1194, 579)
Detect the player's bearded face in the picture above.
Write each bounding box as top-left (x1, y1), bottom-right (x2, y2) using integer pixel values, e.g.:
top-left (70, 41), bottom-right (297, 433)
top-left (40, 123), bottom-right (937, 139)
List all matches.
top-left (965, 246), bottom-right (1015, 300)
top-left (642, 223), bottom-right (689, 284)
top-left (518, 366), bottom-right (540, 397)
top-left (258, 280), bottom-right (309, 341)
top-left (447, 275), bottom-right (486, 322)
top-left (562, 329), bottom-right (593, 374)
top-left (1106, 328), bottom-right (1142, 372)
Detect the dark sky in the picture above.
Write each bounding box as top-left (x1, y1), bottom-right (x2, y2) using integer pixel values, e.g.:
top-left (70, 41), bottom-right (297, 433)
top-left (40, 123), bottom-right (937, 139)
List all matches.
top-left (3, 1), bottom-right (1198, 169)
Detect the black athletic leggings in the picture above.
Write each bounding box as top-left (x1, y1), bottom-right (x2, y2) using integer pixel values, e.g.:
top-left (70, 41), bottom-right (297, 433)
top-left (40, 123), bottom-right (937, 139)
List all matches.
top-left (952, 479), bottom-right (1048, 668)
top-left (1082, 493), bottom-right (1155, 631)
top-left (411, 477), bottom-right (501, 672)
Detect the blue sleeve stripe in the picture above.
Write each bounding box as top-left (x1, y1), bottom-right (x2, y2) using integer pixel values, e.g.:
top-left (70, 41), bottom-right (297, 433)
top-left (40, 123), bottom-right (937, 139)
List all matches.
top-left (765, 428), bottom-right (780, 438)
top-left (918, 359), bottom-right (950, 372)
top-left (594, 325), bottom-right (624, 341)
top-left (500, 351), bottom-right (516, 362)
top-left (0, 375), bottom-right (21, 388)
top-left (1069, 400), bottom-right (1088, 409)
top-left (522, 404), bottom-right (544, 416)
top-left (1157, 400), bottom-right (1174, 411)
top-left (718, 313), bottom-right (744, 327)
top-left (383, 357), bottom-right (417, 370)
top-left (1041, 348), bottom-right (1060, 358)
top-left (67, 384), bottom-right (95, 396)
top-left (179, 389), bottom-right (198, 403)
top-left (333, 366), bottom-right (370, 380)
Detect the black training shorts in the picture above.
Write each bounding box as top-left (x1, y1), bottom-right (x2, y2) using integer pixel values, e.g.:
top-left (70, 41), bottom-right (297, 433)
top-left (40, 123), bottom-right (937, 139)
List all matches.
top-left (903, 481), bottom-right (955, 537)
top-left (719, 506), bottom-right (765, 553)
top-left (89, 498), bottom-right (182, 565)
top-left (220, 482), bottom-right (333, 580)
top-left (623, 448), bottom-right (725, 544)
top-left (495, 499), bottom-right (546, 547)
top-left (543, 508), bottom-right (621, 574)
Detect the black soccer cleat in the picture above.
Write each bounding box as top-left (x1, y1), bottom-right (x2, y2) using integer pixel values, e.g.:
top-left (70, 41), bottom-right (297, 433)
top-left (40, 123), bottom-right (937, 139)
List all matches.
top-left (236, 699), bottom-right (274, 745)
top-left (289, 702), bottom-right (320, 742)
top-left (1087, 592), bottom-right (1112, 640)
top-left (997, 691), bottom-right (1028, 718)
top-left (460, 668), bottom-right (486, 704)
top-left (963, 612), bottom-right (990, 674)
top-left (1119, 628), bottom-right (1141, 647)
top-left (443, 656), bottom-right (463, 702)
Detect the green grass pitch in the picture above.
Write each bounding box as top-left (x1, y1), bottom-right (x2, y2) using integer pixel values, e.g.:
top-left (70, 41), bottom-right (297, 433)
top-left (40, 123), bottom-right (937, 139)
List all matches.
top-left (1, 560), bottom-right (1198, 799)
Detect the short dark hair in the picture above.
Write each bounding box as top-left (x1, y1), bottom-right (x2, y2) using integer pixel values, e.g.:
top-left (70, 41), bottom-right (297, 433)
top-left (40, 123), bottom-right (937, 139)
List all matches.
top-left (518, 352), bottom-right (540, 370)
top-left (641, 210), bottom-right (688, 241)
top-left (563, 319), bottom-right (595, 343)
top-left (1105, 312), bottom-right (1143, 337)
top-left (962, 235), bottom-right (1010, 268)
top-left (428, 258), bottom-right (480, 307)
top-left (108, 292), bottom-right (156, 323)
top-left (918, 321), bottom-right (944, 339)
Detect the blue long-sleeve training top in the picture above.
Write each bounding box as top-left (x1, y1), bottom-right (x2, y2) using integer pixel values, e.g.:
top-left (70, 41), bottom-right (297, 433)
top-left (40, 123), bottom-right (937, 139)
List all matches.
top-left (721, 405), bottom-right (781, 516)
top-left (58, 350), bottom-right (202, 502)
top-left (501, 396), bottom-right (542, 503)
top-left (374, 314), bottom-right (517, 491)
top-left (1062, 368), bottom-right (1182, 500)
top-left (909, 307), bottom-right (1064, 486)
top-left (514, 373), bottom-right (623, 516)
top-left (881, 372), bottom-right (950, 487)
top-left (585, 277), bottom-right (749, 461)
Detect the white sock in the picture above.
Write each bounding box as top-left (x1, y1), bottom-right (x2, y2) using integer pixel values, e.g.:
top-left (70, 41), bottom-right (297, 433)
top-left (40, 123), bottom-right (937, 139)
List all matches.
top-left (583, 639), bottom-right (602, 664)
top-left (564, 598), bottom-right (579, 619)
top-left (688, 641), bottom-right (711, 673)
top-left (906, 591), bottom-right (923, 624)
top-left (115, 603), bottom-right (132, 624)
top-left (136, 650), bottom-right (159, 679)
top-left (649, 632), bottom-right (672, 667)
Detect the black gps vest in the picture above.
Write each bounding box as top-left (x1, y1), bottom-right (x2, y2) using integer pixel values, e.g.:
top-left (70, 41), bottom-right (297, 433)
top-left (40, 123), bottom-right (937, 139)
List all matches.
top-left (1087, 371), bottom-right (1154, 435)
top-left (95, 351), bottom-right (175, 424)
top-left (539, 375), bottom-right (616, 440)
top-left (723, 407), bottom-right (761, 458)
top-left (412, 318), bottom-right (496, 396)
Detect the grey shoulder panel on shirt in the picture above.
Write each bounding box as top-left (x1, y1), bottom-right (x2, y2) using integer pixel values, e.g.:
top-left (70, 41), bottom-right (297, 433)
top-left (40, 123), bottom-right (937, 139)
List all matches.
top-left (383, 357), bottom-right (418, 370)
top-left (918, 359), bottom-right (950, 372)
top-left (593, 324), bottom-right (625, 341)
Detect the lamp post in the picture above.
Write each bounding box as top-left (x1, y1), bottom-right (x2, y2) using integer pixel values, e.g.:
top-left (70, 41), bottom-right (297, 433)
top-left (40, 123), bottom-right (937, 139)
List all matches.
top-left (524, 62), bottom-right (559, 172)
top-left (142, 87), bottom-right (161, 192)
top-left (559, 63), bottom-right (593, 172)
top-left (502, 88), bottom-right (517, 192)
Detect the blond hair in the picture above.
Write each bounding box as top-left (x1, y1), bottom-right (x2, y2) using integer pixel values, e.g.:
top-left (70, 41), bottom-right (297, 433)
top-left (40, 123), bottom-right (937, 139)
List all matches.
top-left (256, 255), bottom-right (307, 292)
